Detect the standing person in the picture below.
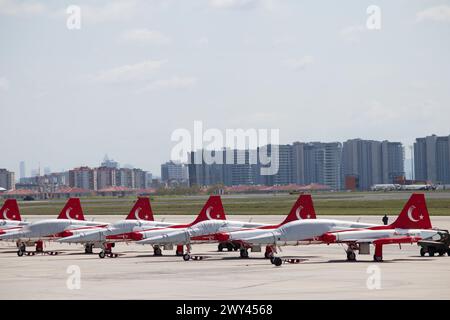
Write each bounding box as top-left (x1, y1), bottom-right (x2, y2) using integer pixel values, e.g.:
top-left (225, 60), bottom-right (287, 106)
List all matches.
top-left (382, 214), bottom-right (389, 225)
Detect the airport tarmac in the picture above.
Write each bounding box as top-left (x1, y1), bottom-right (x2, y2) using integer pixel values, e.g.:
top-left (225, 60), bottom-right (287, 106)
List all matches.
top-left (0, 215), bottom-right (449, 300)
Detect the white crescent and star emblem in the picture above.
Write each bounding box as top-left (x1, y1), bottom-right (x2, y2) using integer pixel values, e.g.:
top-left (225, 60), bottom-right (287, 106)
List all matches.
top-left (66, 207), bottom-right (73, 219)
top-left (295, 206), bottom-right (304, 220)
top-left (134, 207), bottom-right (143, 220)
top-left (407, 205), bottom-right (423, 222)
top-left (205, 206), bottom-right (214, 220)
top-left (3, 208), bottom-right (10, 220)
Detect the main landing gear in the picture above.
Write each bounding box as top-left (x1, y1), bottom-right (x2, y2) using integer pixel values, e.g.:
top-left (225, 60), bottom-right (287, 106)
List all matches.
top-left (153, 245), bottom-right (163, 256)
top-left (99, 243), bottom-right (117, 258)
top-left (175, 245), bottom-right (184, 256)
top-left (239, 248), bottom-right (249, 259)
top-left (270, 256), bottom-right (283, 267)
top-left (373, 245), bottom-right (383, 262)
top-left (218, 242), bottom-right (236, 252)
top-left (16, 241), bottom-right (59, 256)
top-left (264, 246), bottom-right (275, 259)
top-left (84, 244), bottom-right (94, 254)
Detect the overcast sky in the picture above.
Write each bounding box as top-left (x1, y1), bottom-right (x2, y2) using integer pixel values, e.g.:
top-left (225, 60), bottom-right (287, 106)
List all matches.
top-left (1, 0), bottom-right (449, 176)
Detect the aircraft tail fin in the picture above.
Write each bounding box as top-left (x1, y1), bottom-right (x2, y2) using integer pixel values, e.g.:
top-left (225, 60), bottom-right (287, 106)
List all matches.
top-left (280, 194), bottom-right (316, 225)
top-left (0, 199), bottom-right (21, 221)
top-left (390, 193), bottom-right (432, 229)
top-left (126, 197), bottom-right (154, 221)
top-left (57, 198), bottom-right (85, 221)
top-left (190, 195), bottom-right (226, 225)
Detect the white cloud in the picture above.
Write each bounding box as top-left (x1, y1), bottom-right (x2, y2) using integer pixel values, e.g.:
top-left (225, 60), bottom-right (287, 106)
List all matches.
top-left (82, 0), bottom-right (137, 23)
top-left (120, 29), bottom-right (171, 45)
top-left (283, 56), bottom-right (314, 70)
top-left (209, 0), bottom-right (272, 10)
top-left (91, 59), bottom-right (166, 84)
top-left (0, 0), bottom-right (46, 16)
top-left (340, 25), bottom-right (366, 42)
top-left (0, 77), bottom-right (9, 91)
top-left (416, 5), bottom-right (450, 23)
top-left (140, 76), bottom-right (197, 91)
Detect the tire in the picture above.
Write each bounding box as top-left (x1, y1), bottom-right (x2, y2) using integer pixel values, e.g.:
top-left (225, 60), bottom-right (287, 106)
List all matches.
top-left (273, 257), bottom-right (282, 267)
top-left (20, 243), bottom-right (26, 252)
top-left (429, 251), bottom-right (435, 257)
top-left (347, 251), bottom-right (356, 261)
top-left (183, 254), bottom-right (190, 261)
top-left (373, 255), bottom-right (383, 262)
top-left (99, 251), bottom-right (106, 259)
top-left (447, 249), bottom-right (450, 256)
top-left (264, 251), bottom-right (273, 259)
top-left (154, 247), bottom-right (162, 256)
top-left (240, 249), bottom-right (249, 259)
top-left (270, 257), bottom-right (275, 264)
top-left (439, 251), bottom-right (445, 256)
top-left (218, 243), bottom-right (224, 252)
top-left (226, 243), bottom-right (233, 252)
top-left (420, 247), bottom-right (426, 257)
top-left (17, 250), bottom-right (24, 257)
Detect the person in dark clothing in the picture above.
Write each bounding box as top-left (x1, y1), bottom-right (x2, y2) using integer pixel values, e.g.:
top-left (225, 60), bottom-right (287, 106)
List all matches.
top-left (382, 214), bottom-right (389, 225)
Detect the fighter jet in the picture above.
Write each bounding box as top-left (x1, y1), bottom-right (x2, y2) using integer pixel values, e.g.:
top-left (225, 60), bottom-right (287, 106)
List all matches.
top-left (0, 198), bottom-right (108, 256)
top-left (222, 193), bottom-right (440, 266)
top-left (319, 193), bottom-right (442, 262)
top-left (58, 197), bottom-right (175, 258)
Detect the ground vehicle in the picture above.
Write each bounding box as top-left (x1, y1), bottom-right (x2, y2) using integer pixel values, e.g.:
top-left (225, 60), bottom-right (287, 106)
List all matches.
top-left (418, 229), bottom-right (450, 257)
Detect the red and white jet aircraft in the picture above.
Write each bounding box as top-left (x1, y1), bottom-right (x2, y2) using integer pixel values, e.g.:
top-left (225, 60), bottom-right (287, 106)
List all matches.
top-left (0, 198), bottom-right (108, 256)
top-left (320, 193), bottom-right (442, 262)
top-left (59, 197), bottom-right (175, 258)
top-left (220, 193), bottom-right (441, 266)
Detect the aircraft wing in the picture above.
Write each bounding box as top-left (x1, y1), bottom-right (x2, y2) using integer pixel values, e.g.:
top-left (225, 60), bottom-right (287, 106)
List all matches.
top-left (337, 236), bottom-right (422, 245)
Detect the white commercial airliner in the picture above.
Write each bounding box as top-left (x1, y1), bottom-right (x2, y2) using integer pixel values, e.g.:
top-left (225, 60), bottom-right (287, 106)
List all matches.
top-left (0, 199), bottom-right (29, 233)
top-left (134, 195), bottom-right (269, 261)
top-left (137, 194), bottom-right (317, 259)
top-left (59, 197), bottom-right (175, 258)
top-left (0, 198), bottom-right (108, 256)
top-left (221, 193), bottom-right (441, 266)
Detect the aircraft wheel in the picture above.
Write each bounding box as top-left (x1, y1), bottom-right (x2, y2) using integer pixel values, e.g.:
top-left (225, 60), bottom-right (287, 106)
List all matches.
top-left (218, 243), bottom-right (224, 252)
top-left (17, 250), bottom-right (24, 257)
top-left (226, 243), bottom-right (233, 252)
top-left (240, 249), bottom-right (249, 259)
top-left (183, 254), bottom-right (190, 261)
top-left (438, 250), bottom-right (445, 256)
top-left (447, 249), bottom-right (450, 256)
top-left (154, 247), bottom-right (162, 256)
top-left (19, 243), bottom-right (26, 252)
top-left (373, 255), bottom-right (383, 262)
top-left (270, 256), bottom-right (275, 264)
top-left (420, 247), bottom-right (426, 257)
top-left (346, 251), bottom-right (356, 261)
top-left (428, 249), bottom-right (435, 257)
top-left (273, 257), bottom-right (282, 267)
top-left (99, 251), bottom-right (106, 259)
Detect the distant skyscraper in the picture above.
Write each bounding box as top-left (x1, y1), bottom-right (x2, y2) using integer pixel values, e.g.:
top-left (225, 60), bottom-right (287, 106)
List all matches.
top-left (414, 134), bottom-right (450, 184)
top-left (0, 169), bottom-right (15, 190)
top-left (19, 161), bottom-right (26, 180)
top-left (342, 139), bottom-right (404, 190)
top-left (69, 167), bottom-right (97, 190)
top-left (161, 161), bottom-right (187, 183)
